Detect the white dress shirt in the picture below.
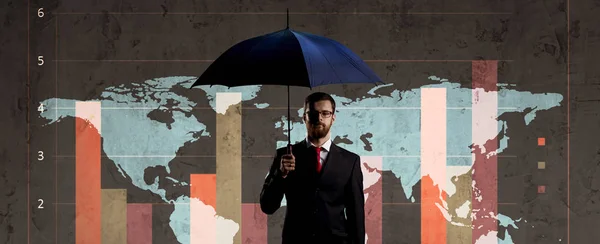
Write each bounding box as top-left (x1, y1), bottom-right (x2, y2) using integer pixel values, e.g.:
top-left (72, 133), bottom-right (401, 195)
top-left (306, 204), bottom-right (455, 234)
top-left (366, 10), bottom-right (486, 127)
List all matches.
top-left (305, 137), bottom-right (332, 168)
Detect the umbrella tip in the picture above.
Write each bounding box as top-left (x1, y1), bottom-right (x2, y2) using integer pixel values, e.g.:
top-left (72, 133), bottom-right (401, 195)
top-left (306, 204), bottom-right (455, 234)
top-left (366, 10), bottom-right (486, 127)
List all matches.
top-left (286, 8), bottom-right (289, 28)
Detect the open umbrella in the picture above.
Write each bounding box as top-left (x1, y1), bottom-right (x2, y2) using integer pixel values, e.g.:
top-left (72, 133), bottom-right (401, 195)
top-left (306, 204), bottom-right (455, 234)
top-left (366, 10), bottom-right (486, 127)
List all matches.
top-left (190, 9), bottom-right (383, 152)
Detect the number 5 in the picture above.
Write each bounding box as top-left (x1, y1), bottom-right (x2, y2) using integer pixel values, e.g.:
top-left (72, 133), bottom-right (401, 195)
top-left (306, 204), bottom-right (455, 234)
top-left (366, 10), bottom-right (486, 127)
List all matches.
top-left (38, 56), bottom-right (44, 66)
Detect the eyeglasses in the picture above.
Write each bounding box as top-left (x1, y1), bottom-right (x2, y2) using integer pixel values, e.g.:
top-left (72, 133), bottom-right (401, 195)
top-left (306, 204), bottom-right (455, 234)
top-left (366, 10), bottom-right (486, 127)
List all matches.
top-left (306, 110), bottom-right (334, 118)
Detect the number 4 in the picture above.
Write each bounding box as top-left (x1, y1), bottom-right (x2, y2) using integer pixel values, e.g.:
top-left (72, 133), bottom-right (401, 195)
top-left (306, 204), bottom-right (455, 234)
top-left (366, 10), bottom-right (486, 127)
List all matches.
top-left (38, 103), bottom-right (45, 112)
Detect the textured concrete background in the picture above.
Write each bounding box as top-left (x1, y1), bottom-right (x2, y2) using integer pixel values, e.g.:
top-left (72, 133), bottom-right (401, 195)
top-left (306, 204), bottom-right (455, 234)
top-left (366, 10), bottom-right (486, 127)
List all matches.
top-left (1, 0), bottom-right (600, 243)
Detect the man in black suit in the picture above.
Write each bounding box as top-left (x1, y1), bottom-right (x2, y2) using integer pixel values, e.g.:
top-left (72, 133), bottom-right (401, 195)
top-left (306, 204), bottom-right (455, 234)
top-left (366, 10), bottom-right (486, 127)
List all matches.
top-left (260, 92), bottom-right (365, 244)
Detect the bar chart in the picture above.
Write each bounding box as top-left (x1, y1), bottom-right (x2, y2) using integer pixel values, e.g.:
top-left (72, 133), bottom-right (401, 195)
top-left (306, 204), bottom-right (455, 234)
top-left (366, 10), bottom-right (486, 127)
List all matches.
top-left (25, 1), bottom-right (572, 243)
top-left (31, 60), bottom-right (510, 244)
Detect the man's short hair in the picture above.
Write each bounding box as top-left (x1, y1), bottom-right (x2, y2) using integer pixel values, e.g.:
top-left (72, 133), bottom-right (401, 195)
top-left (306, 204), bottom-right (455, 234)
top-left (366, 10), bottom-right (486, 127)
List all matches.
top-left (304, 92), bottom-right (336, 113)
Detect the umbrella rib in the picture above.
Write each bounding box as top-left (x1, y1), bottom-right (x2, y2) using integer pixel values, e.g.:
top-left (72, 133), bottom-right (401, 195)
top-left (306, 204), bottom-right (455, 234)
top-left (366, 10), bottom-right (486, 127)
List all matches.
top-left (243, 32), bottom-right (281, 73)
top-left (336, 43), bottom-right (377, 83)
top-left (312, 40), bottom-right (343, 86)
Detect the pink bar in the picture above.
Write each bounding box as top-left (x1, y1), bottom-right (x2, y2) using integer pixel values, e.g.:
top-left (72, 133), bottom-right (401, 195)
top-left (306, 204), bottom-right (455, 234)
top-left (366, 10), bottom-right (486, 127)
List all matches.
top-left (242, 203), bottom-right (268, 243)
top-left (127, 204), bottom-right (152, 244)
top-left (361, 156), bottom-right (383, 244)
top-left (420, 88), bottom-right (447, 244)
top-left (471, 60), bottom-right (498, 244)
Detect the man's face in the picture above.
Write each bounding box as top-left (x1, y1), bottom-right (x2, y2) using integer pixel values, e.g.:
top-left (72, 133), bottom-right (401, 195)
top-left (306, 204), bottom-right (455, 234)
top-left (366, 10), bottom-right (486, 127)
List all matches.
top-left (303, 100), bottom-right (335, 139)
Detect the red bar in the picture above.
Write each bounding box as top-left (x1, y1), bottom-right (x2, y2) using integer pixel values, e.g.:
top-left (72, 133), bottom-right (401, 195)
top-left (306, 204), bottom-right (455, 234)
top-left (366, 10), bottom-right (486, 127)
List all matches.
top-left (242, 203), bottom-right (267, 243)
top-left (420, 176), bottom-right (447, 244)
top-left (361, 156), bottom-right (382, 244)
top-left (190, 174), bottom-right (217, 244)
top-left (127, 204), bottom-right (152, 244)
top-left (190, 174), bottom-right (216, 209)
top-left (75, 101), bottom-right (102, 244)
top-left (472, 60), bottom-right (498, 91)
top-left (472, 60), bottom-right (498, 244)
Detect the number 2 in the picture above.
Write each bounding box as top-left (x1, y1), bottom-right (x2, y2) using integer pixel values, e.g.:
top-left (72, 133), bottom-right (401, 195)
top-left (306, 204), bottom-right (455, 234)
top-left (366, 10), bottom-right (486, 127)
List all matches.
top-left (38, 199), bottom-right (44, 209)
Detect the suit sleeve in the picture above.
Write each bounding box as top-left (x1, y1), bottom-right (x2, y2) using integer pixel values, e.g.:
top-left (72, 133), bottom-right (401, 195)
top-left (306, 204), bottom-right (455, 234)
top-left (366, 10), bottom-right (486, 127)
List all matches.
top-left (259, 150), bottom-right (286, 215)
top-left (345, 155), bottom-right (365, 244)
top-left (346, 156), bottom-right (365, 244)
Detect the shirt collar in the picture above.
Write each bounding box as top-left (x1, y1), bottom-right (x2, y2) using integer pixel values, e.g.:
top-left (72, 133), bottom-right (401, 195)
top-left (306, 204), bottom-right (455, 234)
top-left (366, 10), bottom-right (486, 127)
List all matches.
top-left (305, 136), bottom-right (332, 151)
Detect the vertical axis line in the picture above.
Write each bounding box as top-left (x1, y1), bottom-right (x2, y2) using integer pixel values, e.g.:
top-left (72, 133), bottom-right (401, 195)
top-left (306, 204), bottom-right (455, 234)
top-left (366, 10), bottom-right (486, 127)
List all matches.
top-left (55, 14), bottom-right (58, 244)
top-left (27, 0), bottom-right (30, 243)
top-left (567, 0), bottom-right (571, 242)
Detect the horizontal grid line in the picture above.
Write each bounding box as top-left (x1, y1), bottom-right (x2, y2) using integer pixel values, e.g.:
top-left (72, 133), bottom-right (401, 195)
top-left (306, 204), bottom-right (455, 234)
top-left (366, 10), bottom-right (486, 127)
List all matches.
top-left (53, 155), bottom-right (270, 158)
top-left (53, 155), bottom-right (517, 158)
top-left (52, 59), bottom-right (514, 63)
top-left (46, 107), bottom-right (520, 110)
top-left (54, 11), bottom-right (513, 16)
top-left (366, 59), bottom-right (513, 62)
top-left (52, 202), bottom-right (519, 205)
top-left (382, 202), bottom-right (518, 205)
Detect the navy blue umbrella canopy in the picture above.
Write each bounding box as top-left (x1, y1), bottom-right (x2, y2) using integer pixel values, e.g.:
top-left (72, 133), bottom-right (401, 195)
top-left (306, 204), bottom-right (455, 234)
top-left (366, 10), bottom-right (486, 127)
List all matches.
top-left (190, 10), bottom-right (383, 149)
top-left (191, 27), bottom-right (382, 87)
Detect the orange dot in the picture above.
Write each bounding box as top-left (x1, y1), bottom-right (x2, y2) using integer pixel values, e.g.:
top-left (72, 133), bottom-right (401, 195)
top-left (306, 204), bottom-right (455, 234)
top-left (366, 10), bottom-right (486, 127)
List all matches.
top-left (538, 137), bottom-right (545, 146)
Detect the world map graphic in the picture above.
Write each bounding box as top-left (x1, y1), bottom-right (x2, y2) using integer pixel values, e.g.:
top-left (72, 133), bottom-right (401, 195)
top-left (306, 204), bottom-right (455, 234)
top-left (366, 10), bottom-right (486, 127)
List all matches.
top-left (39, 76), bottom-right (563, 244)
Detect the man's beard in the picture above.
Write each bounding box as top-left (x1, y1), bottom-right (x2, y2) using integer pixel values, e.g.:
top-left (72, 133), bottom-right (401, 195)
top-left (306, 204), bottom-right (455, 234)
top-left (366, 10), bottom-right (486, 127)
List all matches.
top-left (308, 122), bottom-right (331, 139)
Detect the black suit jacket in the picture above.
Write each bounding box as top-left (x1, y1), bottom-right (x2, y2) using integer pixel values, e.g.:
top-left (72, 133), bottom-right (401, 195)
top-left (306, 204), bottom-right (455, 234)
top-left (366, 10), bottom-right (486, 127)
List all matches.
top-left (260, 140), bottom-right (365, 244)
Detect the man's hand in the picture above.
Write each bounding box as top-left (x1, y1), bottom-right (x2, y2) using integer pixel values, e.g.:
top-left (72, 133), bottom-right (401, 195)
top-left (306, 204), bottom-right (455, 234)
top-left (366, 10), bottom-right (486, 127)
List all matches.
top-left (279, 153), bottom-right (295, 178)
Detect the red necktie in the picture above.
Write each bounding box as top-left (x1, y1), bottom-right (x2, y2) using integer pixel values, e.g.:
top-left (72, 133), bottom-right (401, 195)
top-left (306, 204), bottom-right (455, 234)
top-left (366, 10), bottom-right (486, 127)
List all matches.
top-left (315, 146), bottom-right (322, 173)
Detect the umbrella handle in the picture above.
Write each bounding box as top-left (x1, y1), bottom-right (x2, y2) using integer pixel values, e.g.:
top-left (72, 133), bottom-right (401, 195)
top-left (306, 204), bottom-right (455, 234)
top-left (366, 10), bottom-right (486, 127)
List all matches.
top-left (287, 143), bottom-right (293, 155)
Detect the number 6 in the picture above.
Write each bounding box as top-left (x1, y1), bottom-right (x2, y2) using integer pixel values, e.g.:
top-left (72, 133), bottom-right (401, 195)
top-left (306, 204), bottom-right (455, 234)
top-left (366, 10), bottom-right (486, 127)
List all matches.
top-left (37, 8), bottom-right (44, 18)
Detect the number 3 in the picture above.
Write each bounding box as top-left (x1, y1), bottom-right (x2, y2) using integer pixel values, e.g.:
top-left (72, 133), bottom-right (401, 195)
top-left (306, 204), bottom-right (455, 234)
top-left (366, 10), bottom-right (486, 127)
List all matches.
top-left (38, 151), bottom-right (44, 161)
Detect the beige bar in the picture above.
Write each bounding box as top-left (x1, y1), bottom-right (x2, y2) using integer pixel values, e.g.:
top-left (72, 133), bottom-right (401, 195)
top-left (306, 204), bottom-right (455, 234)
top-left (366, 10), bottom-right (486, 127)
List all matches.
top-left (101, 189), bottom-right (127, 244)
top-left (216, 92), bottom-right (242, 244)
top-left (446, 167), bottom-right (472, 244)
